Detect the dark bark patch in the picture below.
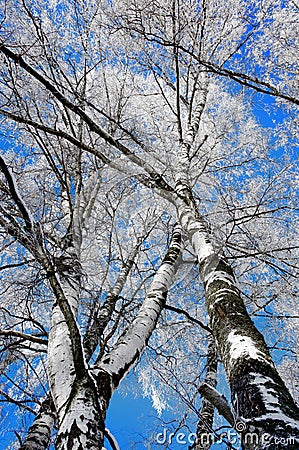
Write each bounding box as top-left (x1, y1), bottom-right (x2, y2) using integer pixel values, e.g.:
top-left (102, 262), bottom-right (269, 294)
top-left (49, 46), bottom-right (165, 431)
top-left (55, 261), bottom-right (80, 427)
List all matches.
top-left (94, 368), bottom-right (112, 401)
top-left (232, 359), bottom-right (299, 422)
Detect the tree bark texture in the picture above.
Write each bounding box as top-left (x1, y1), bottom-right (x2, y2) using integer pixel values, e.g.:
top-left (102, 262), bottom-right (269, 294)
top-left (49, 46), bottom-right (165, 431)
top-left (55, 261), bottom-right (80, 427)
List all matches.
top-left (19, 395), bottom-right (55, 450)
top-left (177, 193), bottom-right (299, 449)
top-left (46, 225), bottom-right (182, 449)
top-left (193, 335), bottom-right (218, 450)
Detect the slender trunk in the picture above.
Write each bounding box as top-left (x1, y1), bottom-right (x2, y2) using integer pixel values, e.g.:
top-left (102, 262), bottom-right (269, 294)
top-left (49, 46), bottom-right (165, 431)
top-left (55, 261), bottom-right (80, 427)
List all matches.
top-left (177, 195), bottom-right (299, 449)
top-left (47, 246), bottom-right (81, 420)
top-left (84, 243), bottom-right (141, 360)
top-left (193, 335), bottom-right (218, 450)
top-left (203, 256), bottom-right (299, 449)
top-left (94, 224), bottom-right (182, 389)
top-left (19, 394), bottom-right (55, 450)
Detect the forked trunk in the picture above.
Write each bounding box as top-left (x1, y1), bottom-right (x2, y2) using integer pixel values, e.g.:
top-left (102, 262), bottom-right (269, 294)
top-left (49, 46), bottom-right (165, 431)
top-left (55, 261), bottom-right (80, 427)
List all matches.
top-left (47, 226), bottom-right (182, 449)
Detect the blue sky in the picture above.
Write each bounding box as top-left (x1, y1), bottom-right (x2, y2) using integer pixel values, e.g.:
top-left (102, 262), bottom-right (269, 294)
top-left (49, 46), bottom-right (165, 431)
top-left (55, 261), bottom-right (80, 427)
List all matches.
top-left (105, 390), bottom-right (154, 449)
top-left (104, 369), bottom-right (232, 450)
top-left (106, 390), bottom-right (234, 449)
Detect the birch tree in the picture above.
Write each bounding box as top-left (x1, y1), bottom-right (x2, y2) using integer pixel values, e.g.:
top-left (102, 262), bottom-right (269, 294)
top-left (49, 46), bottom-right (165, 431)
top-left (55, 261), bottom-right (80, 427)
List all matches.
top-left (0, 0), bottom-right (299, 448)
top-left (0, 143), bottom-right (183, 448)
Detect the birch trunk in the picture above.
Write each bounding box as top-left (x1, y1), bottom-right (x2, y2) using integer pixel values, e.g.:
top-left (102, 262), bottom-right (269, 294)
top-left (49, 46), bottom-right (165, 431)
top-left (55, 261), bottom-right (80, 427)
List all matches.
top-left (94, 224), bottom-right (182, 389)
top-left (84, 242), bottom-right (142, 361)
top-left (55, 374), bottom-right (107, 450)
top-left (47, 245), bottom-right (81, 420)
top-left (46, 244), bottom-right (109, 448)
top-left (46, 252), bottom-right (110, 448)
top-left (177, 195), bottom-right (299, 449)
top-left (47, 225), bottom-right (182, 449)
top-left (19, 395), bottom-right (55, 450)
top-left (193, 335), bottom-right (218, 450)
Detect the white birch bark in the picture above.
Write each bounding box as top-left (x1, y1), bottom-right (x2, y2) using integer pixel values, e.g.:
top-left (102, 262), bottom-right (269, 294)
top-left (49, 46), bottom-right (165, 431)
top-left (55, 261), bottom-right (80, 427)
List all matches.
top-left (197, 384), bottom-right (234, 428)
top-left (46, 254), bottom-right (108, 449)
top-left (56, 224), bottom-right (181, 450)
top-left (84, 241), bottom-right (142, 360)
top-left (47, 303), bottom-right (76, 420)
top-left (54, 375), bottom-right (106, 450)
top-left (176, 192), bottom-right (299, 449)
top-left (186, 72), bottom-right (208, 146)
top-left (94, 224), bottom-right (182, 390)
top-left (193, 334), bottom-right (218, 450)
top-left (46, 181), bottom-right (105, 449)
top-left (47, 186), bottom-right (82, 420)
top-left (19, 395), bottom-right (55, 450)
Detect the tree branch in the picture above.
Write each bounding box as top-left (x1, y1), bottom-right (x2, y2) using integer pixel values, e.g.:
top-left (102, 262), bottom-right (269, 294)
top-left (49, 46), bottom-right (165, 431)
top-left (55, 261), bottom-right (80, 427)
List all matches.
top-left (164, 304), bottom-right (212, 333)
top-left (0, 155), bottom-right (34, 232)
top-left (0, 330), bottom-right (48, 346)
top-left (197, 383), bottom-right (234, 427)
top-left (0, 45), bottom-right (174, 192)
top-left (104, 428), bottom-right (121, 450)
top-left (96, 224), bottom-right (183, 387)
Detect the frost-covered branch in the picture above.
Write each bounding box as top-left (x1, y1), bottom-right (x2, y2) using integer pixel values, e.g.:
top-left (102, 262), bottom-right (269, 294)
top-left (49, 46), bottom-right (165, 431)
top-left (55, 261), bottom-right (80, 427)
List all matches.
top-left (0, 109), bottom-right (132, 178)
top-left (0, 45), bottom-right (174, 193)
top-left (121, 31), bottom-right (299, 106)
top-left (84, 239), bottom-right (143, 360)
top-left (0, 155), bottom-right (34, 233)
top-left (0, 389), bottom-right (36, 415)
